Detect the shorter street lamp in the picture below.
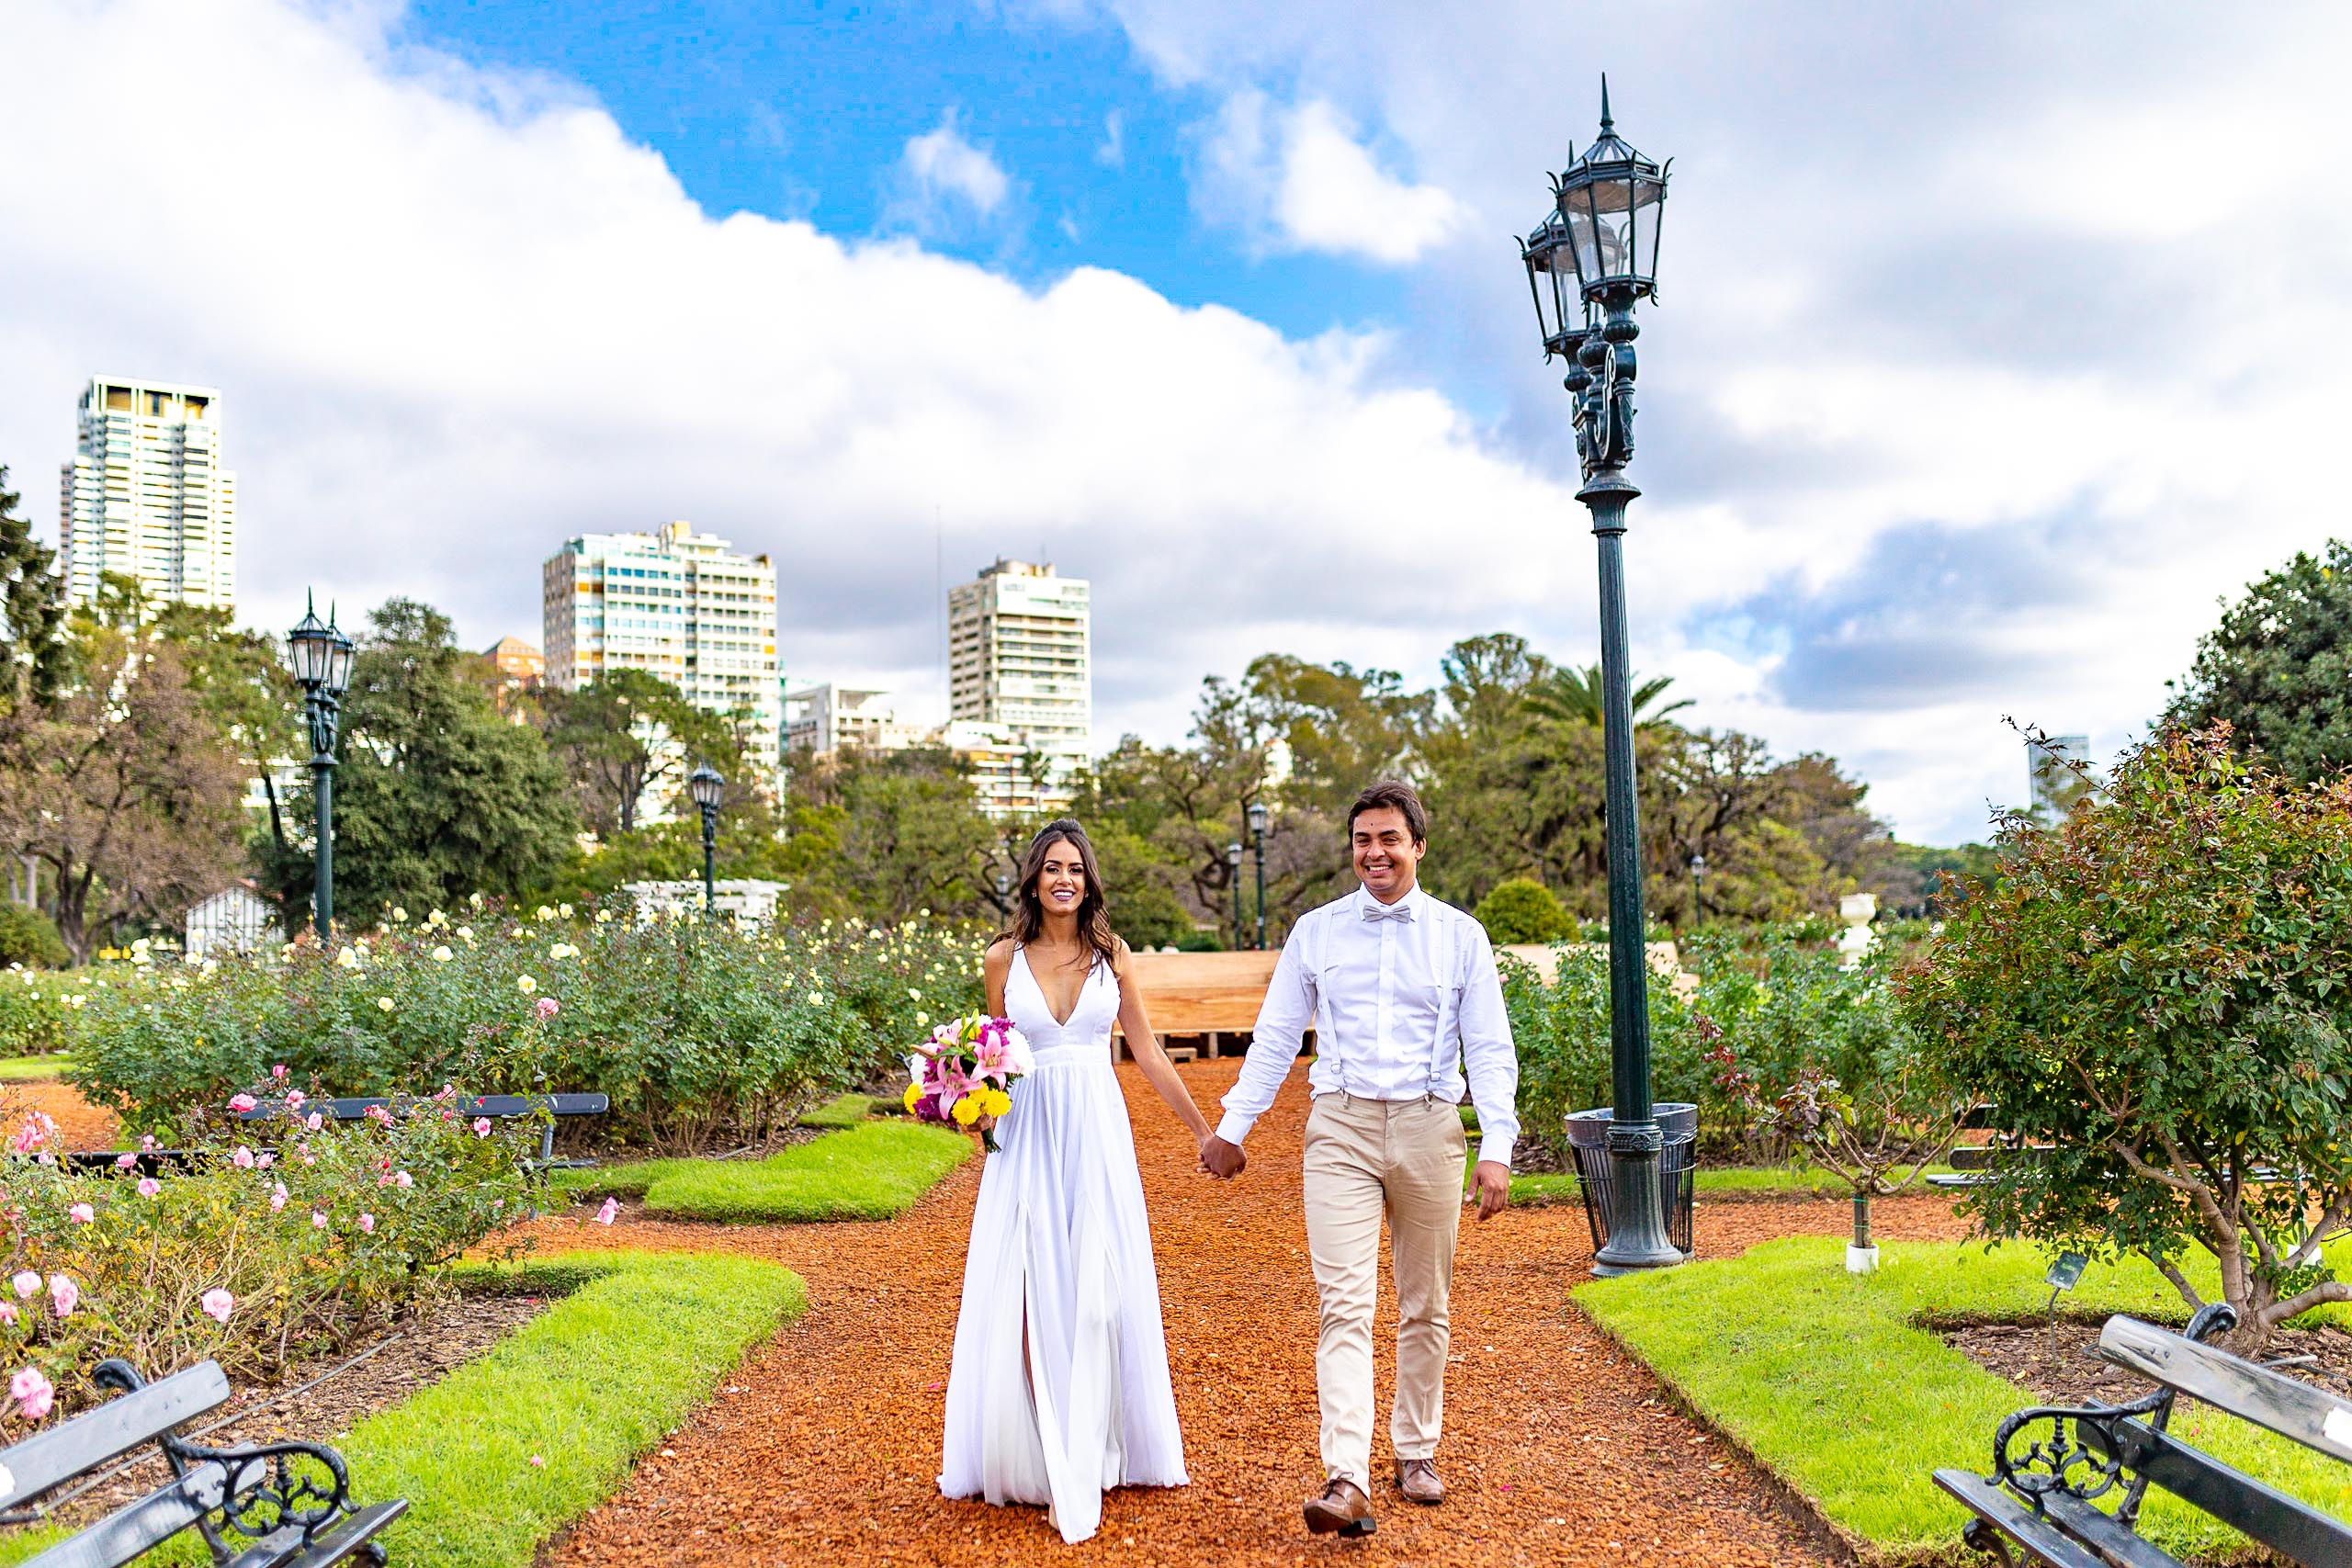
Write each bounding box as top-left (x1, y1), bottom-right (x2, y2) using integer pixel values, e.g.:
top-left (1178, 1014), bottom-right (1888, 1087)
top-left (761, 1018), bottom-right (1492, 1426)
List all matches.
top-left (1225, 841), bottom-right (1245, 950)
top-left (1246, 799), bottom-right (1271, 951)
top-left (285, 594), bottom-right (356, 945)
top-left (1690, 852), bottom-right (1707, 926)
top-left (686, 761), bottom-right (726, 913)
top-left (994, 870), bottom-right (1011, 909)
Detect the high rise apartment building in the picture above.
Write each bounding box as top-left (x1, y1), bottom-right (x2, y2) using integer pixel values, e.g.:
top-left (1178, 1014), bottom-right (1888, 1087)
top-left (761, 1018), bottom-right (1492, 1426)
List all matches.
top-left (58, 377), bottom-right (236, 611)
top-left (542, 522), bottom-right (783, 795)
top-left (785, 684), bottom-right (923, 757)
top-left (947, 559), bottom-right (1091, 805)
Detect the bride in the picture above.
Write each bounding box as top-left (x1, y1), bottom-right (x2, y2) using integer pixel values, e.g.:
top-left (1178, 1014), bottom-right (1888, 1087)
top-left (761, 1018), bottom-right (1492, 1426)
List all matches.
top-left (937, 818), bottom-right (1217, 1542)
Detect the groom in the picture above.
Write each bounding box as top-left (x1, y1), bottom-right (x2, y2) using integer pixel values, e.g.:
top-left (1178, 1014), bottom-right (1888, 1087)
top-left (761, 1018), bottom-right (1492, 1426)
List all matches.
top-left (1200, 779), bottom-right (1519, 1539)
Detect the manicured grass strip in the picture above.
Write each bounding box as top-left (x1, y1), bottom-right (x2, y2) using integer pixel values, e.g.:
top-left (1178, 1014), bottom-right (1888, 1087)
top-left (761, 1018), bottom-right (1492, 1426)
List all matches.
top-left (346, 1250), bottom-right (803, 1568)
top-left (0, 1053), bottom-right (73, 1081)
top-left (1499, 1164), bottom-right (1958, 1204)
top-left (1575, 1237), bottom-right (2352, 1562)
top-left (551, 1119), bottom-right (972, 1223)
top-left (798, 1091), bottom-right (876, 1128)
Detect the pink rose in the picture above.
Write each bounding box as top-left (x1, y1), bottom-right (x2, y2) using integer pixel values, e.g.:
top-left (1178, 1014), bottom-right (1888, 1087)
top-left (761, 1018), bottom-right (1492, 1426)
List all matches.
top-left (270, 1064), bottom-right (288, 1081)
top-left (472, 1118), bottom-right (492, 1138)
top-left (269, 1182), bottom-right (288, 1213)
top-left (256, 1153), bottom-right (274, 1170)
top-left (311, 1210), bottom-right (328, 1229)
top-left (232, 1145), bottom-right (254, 1169)
top-left (10, 1366), bottom-right (54, 1422)
top-left (365, 1104), bottom-right (393, 1125)
top-left (228, 1093), bottom-right (257, 1113)
top-left (305, 1112), bottom-right (323, 1133)
top-left (8, 1111), bottom-right (57, 1155)
top-left (393, 1170), bottom-right (413, 1189)
top-left (136, 1178), bottom-right (162, 1199)
top-left (358, 1213), bottom-right (375, 1234)
top-left (49, 1275), bottom-right (78, 1318)
top-left (286, 1089), bottom-right (306, 1110)
top-left (528, 1454), bottom-right (545, 1468)
top-left (139, 1134), bottom-right (157, 1151)
top-left (596, 1197), bottom-right (618, 1226)
top-left (9, 1271), bottom-right (38, 1300)
top-left (200, 1288), bottom-right (234, 1324)
top-left (67, 1203), bottom-right (93, 1225)
top-left (0, 1302), bottom-right (17, 1325)
top-left (112, 1153), bottom-right (138, 1170)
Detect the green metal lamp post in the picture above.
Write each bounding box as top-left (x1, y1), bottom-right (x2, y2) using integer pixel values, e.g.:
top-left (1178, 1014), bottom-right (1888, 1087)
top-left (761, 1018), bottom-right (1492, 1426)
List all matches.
top-left (285, 595), bottom-right (356, 946)
top-left (1690, 852), bottom-right (1707, 926)
top-left (1247, 798), bottom-right (1270, 951)
top-left (1225, 840), bottom-right (1245, 949)
top-left (1521, 80), bottom-right (1683, 1275)
top-left (686, 761), bottom-right (726, 913)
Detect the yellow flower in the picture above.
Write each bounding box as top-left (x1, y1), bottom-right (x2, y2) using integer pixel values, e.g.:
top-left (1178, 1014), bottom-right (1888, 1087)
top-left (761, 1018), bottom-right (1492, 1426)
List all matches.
top-left (902, 1082), bottom-right (922, 1113)
top-left (517, 975), bottom-right (538, 995)
top-left (432, 946), bottom-right (454, 964)
top-left (391, 907), bottom-right (408, 923)
top-left (377, 997), bottom-right (396, 1012)
top-left (982, 1089), bottom-right (1011, 1118)
top-left (951, 1094), bottom-right (983, 1127)
top-left (560, 903), bottom-right (574, 919)
top-left (335, 946), bottom-right (360, 969)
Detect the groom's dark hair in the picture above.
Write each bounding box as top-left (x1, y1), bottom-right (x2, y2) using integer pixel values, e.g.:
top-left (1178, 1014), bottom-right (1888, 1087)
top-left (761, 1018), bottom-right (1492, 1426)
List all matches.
top-left (1348, 779), bottom-right (1427, 845)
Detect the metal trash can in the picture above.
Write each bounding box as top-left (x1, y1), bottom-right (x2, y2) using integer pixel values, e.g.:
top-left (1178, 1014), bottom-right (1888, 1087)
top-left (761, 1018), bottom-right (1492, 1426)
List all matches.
top-left (1563, 1102), bottom-right (1697, 1257)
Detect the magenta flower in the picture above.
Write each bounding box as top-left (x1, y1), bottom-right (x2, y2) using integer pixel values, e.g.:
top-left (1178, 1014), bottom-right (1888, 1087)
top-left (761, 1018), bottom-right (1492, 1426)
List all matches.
top-left (136, 1178), bottom-right (162, 1199)
top-left (8, 1271), bottom-right (36, 1300)
top-left (528, 1454), bottom-right (546, 1468)
top-left (472, 1117), bottom-right (492, 1138)
top-left (311, 1210), bottom-right (329, 1229)
top-left (8, 1110), bottom-right (57, 1154)
top-left (536, 996), bottom-right (560, 1020)
top-left (365, 1104), bottom-right (393, 1125)
top-left (49, 1275), bottom-right (78, 1318)
top-left (228, 1094), bottom-right (257, 1113)
top-left (200, 1288), bottom-right (234, 1323)
top-left (285, 1089), bottom-right (307, 1111)
top-left (232, 1145), bottom-right (255, 1170)
top-left (596, 1197), bottom-right (619, 1226)
top-left (9, 1366), bottom-right (54, 1422)
top-left (270, 1064), bottom-right (288, 1081)
top-left (67, 1202), bottom-right (93, 1225)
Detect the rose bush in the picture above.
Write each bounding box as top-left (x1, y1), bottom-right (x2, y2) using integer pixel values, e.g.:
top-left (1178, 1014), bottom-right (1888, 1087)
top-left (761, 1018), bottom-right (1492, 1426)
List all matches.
top-left (2, 1076), bottom-right (534, 1427)
top-left (69, 903), bottom-right (984, 1154)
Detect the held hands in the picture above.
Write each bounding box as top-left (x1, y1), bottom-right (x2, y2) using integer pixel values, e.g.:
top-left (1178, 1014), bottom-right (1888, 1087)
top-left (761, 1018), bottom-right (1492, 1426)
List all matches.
top-left (1197, 1134), bottom-right (1247, 1180)
top-left (1471, 1160), bottom-right (1510, 1222)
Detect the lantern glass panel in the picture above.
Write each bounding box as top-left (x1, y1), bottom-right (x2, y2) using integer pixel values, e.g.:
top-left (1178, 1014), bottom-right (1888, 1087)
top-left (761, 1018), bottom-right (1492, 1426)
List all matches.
top-left (1560, 167), bottom-right (1664, 292)
top-left (687, 763), bottom-right (726, 810)
top-left (322, 630), bottom-right (356, 696)
top-left (286, 615), bottom-right (331, 686)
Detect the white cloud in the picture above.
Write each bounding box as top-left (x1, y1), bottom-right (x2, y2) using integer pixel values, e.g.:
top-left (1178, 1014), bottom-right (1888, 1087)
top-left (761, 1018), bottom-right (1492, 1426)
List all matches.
top-left (1196, 93), bottom-right (1464, 264)
top-left (1096, 108), bottom-right (1125, 168)
top-left (0, 0), bottom-right (1580, 762)
top-left (899, 110), bottom-right (1010, 216)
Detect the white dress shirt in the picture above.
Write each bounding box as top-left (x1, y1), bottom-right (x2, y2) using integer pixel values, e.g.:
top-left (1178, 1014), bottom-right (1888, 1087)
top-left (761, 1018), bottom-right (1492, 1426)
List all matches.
top-left (1216, 882), bottom-right (1521, 1168)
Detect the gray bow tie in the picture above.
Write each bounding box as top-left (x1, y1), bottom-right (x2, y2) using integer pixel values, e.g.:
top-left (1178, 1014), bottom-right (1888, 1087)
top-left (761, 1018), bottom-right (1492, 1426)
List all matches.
top-left (1362, 899), bottom-right (1415, 923)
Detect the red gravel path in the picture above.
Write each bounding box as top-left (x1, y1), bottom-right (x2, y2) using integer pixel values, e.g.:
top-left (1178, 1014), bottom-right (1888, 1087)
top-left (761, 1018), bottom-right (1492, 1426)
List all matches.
top-left (521, 1060), bottom-right (1966, 1567)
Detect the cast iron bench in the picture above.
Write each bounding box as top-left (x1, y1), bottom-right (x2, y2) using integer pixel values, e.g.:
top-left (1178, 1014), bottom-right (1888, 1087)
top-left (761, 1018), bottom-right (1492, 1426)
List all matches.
top-left (1928, 1139), bottom-right (2056, 1190)
top-left (0, 1357), bottom-right (404, 1567)
top-left (1933, 1303), bottom-right (2352, 1566)
top-left (232, 1093), bottom-right (610, 1171)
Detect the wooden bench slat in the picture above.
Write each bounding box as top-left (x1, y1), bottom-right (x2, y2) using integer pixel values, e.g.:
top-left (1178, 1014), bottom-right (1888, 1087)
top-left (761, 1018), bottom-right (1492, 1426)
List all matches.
top-left (236, 1092), bottom-right (607, 1122)
top-left (18, 1462), bottom-right (232, 1568)
top-left (2034, 1485), bottom-right (2188, 1568)
top-left (2100, 1315), bottom-right (2352, 1463)
top-left (267, 1499), bottom-right (410, 1568)
top-left (0, 1364), bottom-right (230, 1510)
top-left (1929, 1470), bottom-right (2117, 1568)
top-left (2080, 1416), bottom-right (2352, 1566)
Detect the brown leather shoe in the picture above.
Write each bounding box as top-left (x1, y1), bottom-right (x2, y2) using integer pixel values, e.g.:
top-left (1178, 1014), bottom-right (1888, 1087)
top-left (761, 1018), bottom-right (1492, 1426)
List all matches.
top-left (1303, 1477), bottom-right (1376, 1537)
top-left (1396, 1457), bottom-right (1444, 1505)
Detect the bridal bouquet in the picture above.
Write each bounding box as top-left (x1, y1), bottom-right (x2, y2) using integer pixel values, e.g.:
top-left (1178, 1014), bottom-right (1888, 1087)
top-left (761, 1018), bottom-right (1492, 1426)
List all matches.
top-left (904, 1012), bottom-right (1033, 1153)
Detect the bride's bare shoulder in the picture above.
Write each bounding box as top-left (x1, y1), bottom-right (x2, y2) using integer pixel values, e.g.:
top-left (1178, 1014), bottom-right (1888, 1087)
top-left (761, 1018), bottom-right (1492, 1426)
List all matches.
top-left (983, 936), bottom-right (1016, 974)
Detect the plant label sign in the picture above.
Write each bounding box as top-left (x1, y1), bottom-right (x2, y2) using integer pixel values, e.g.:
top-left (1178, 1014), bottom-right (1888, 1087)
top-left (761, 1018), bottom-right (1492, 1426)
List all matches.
top-left (2046, 1251), bottom-right (2088, 1292)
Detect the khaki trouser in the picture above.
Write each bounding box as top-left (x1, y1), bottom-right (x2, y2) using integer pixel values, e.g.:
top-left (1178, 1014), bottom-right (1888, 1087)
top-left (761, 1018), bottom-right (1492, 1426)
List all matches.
top-left (1301, 1091), bottom-right (1468, 1489)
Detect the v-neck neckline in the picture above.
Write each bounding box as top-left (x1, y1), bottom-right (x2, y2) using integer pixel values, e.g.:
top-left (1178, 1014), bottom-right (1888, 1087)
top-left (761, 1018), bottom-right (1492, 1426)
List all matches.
top-left (1021, 944), bottom-right (1091, 1029)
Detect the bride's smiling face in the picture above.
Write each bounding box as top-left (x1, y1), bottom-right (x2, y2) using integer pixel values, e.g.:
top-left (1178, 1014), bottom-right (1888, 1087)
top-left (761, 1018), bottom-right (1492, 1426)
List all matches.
top-left (1035, 842), bottom-right (1088, 918)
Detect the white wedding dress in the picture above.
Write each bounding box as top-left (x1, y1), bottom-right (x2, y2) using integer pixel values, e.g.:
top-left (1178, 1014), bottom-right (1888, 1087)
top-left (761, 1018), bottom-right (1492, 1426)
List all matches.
top-left (937, 946), bottom-right (1188, 1542)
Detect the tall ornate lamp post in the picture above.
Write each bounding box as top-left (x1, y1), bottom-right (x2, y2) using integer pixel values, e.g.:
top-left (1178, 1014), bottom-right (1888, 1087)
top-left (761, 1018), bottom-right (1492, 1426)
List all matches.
top-left (1521, 80), bottom-right (1682, 1275)
top-left (285, 595), bottom-right (356, 945)
top-left (994, 870), bottom-right (1012, 917)
top-left (1225, 841), bottom-right (1245, 949)
top-left (1246, 799), bottom-right (1270, 951)
top-left (1690, 852), bottom-right (1707, 926)
top-left (686, 761), bottom-right (726, 913)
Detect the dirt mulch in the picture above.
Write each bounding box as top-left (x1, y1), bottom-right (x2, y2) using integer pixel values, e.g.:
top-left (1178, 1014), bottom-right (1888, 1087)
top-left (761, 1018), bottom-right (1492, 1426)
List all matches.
top-left (1946, 1315), bottom-right (2352, 1408)
top-left (511, 1060), bottom-right (1976, 1568)
top-left (16, 1290), bottom-right (546, 1529)
top-left (5, 1075), bottom-right (120, 1151)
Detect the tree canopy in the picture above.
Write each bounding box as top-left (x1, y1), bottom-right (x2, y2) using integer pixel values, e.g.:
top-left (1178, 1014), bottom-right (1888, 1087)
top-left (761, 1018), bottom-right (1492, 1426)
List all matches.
top-left (2165, 538), bottom-right (2352, 784)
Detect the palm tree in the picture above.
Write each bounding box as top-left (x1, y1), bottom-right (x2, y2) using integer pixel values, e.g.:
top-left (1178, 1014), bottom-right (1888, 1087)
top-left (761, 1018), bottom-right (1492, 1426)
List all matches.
top-left (1523, 662), bottom-right (1692, 729)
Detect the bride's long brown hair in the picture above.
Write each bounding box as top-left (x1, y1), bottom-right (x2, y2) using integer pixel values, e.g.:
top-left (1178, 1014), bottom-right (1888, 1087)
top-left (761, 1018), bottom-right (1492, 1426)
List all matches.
top-left (1000, 818), bottom-right (1121, 974)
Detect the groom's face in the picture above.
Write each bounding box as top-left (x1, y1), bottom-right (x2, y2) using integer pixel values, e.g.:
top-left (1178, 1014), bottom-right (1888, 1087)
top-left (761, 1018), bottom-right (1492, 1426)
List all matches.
top-left (1351, 807), bottom-right (1424, 901)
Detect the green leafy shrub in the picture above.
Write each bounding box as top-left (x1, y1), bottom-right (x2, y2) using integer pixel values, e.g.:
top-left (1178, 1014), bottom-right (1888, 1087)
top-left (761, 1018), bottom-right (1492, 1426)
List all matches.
top-left (1503, 923), bottom-right (1924, 1163)
top-left (0, 1079), bottom-right (534, 1421)
top-left (1473, 878), bottom-right (1573, 945)
top-left (69, 904), bottom-right (983, 1154)
top-left (0, 969), bottom-right (84, 1057)
top-left (0, 909), bottom-right (69, 971)
top-left (1903, 727), bottom-right (2352, 1352)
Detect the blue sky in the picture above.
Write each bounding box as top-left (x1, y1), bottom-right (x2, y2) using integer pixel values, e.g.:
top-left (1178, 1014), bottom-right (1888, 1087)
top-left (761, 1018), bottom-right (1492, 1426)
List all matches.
top-left (6, 0), bottom-right (2350, 845)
